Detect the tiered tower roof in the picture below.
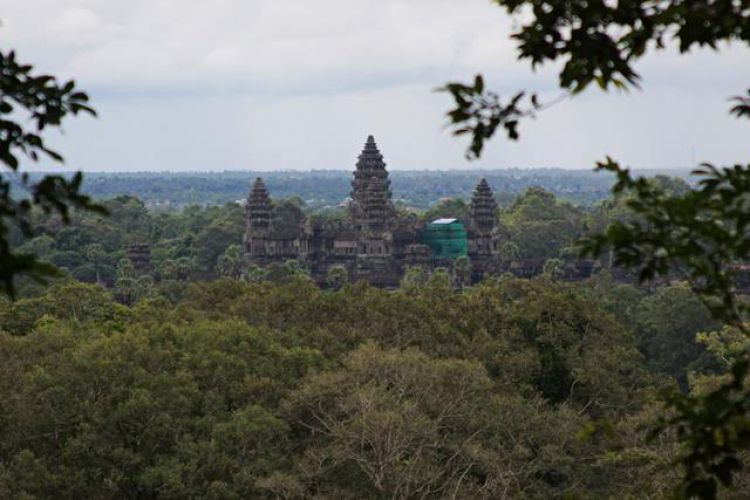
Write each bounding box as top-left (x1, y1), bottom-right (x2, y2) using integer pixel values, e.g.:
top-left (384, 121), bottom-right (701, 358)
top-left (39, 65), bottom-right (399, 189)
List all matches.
top-left (351, 135), bottom-right (392, 222)
top-left (247, 177), bottom-right (272, 231)
top-left (470, 178), bottom-right (498, 233)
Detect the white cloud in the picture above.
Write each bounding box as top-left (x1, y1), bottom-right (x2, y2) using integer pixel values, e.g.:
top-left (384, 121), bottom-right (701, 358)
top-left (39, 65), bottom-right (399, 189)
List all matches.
top-left (1, 0), bottom-right (522, 88)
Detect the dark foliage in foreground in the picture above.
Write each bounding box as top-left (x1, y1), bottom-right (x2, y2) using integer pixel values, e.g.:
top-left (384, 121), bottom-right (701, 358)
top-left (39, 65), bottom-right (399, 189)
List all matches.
top-left (3, 276), bottom-right (747, 498)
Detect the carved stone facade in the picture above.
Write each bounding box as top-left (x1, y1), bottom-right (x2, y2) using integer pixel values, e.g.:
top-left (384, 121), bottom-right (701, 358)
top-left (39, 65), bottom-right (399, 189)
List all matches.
top-left (244, 136), bottom-right (510, 286)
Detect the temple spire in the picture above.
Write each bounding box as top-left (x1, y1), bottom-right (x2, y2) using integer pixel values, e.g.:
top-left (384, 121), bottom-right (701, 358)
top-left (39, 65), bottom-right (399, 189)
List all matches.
top-left (470, 178), bottom-right (498, 233)
top-left (351, 135), bottom-right (391, 224)
top-left (247, 177), bottom-right (272, 231)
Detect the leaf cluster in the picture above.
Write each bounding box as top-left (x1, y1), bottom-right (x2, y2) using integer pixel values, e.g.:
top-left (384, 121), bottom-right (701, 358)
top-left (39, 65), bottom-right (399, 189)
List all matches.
top-left (730, 88), bottom-right (750, 119)
top-left (580, 160), bottom-right (750, 498)
top-left (439, 75), bottom-right (540, 159)
top-left (497, 0), bottom-right (750, 92)
top-left (444, 0), bottom-right (750, 158)
top-left (0, 49), bottom-right (103, 296)
top-left (653, 360), bottom-right (750, 499)
top-left (581, 160), bottom-right (750, 328)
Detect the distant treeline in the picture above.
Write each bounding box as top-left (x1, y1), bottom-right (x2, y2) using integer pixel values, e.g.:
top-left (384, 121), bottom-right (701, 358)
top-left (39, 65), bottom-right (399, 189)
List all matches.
top-left (16, 168), bottom-right (690, 210)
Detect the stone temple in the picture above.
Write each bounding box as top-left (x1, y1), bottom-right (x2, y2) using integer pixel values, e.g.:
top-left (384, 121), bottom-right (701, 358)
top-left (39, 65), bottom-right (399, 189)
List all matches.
top-left (244, 135), bottom-right (506, 287)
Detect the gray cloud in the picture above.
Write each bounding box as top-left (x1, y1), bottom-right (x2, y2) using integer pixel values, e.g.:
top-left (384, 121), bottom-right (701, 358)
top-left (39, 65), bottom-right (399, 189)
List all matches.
top-left (1, 0), bottom-right (748, 172)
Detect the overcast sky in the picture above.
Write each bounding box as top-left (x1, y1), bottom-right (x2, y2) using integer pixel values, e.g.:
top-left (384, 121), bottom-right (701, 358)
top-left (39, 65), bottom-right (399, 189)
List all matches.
top-left (2, 0), bottom-right (749, 172)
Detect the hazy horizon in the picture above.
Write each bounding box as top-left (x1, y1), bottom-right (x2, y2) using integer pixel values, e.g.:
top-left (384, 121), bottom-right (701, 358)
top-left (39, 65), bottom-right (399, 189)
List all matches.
top-left (2, 0), bottom-right (749, 172)
top-left (24, 165), bottom-right (696, 175)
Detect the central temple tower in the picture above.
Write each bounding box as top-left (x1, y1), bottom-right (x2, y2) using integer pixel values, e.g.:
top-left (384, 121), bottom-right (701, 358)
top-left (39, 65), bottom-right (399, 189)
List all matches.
top-left (350, 136), bottom-right (400, 287)
top-left (350, 135), bottom-right (393, 228)
top-left (468, 178), bottom-right (501, 278)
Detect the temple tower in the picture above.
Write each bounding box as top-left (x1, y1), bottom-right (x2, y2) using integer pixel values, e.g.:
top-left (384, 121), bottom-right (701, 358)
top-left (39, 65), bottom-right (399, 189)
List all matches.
top-left (351, 135), bottom-right (392, 226)
top-left (351, 138), bottom-right (399, 287)
top-left (468, 178), bottom-right (500, 278)
top-left (244, 177), bottom-right (273, 257)
top-left (469, 178), bottom-right (498, 235)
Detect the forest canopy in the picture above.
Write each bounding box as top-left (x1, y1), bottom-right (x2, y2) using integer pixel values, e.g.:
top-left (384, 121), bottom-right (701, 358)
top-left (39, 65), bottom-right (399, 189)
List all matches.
top-left (2, 183), bottom-right (749, 498)
top-left (2, 274), bottom-right (747, 498)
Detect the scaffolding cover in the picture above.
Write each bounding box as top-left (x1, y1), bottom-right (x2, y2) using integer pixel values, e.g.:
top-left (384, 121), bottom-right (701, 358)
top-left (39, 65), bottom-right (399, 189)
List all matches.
top-left (420, 220), bottom-right (468, 260)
